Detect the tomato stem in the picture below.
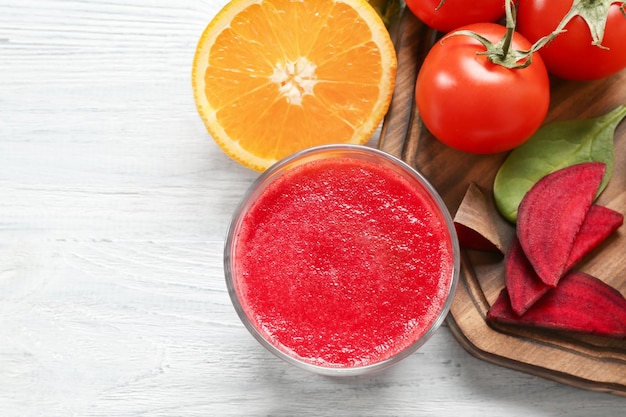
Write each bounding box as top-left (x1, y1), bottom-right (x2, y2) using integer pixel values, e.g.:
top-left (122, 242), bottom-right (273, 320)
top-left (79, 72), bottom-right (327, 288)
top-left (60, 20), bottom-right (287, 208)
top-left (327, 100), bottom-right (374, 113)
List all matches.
top-left (443, 0), bottom-right (537, 69)
top-left (541, 0), bottom-right (626, 50)
top-left (500, 0), bottom-right (516, 60)
top-left (440, 0), bottom-right (616, 69)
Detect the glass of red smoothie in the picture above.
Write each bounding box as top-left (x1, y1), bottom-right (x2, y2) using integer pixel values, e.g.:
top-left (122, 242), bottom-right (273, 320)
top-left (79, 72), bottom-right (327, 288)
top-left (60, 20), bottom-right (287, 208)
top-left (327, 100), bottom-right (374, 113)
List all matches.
top-left (224, 144), bottom-right (460, 376)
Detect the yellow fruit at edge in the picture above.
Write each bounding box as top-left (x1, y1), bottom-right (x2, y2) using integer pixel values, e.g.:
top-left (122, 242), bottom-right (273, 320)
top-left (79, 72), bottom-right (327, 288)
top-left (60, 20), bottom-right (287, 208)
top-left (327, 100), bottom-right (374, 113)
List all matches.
top-left (192, 0), bottom-right (397, 171)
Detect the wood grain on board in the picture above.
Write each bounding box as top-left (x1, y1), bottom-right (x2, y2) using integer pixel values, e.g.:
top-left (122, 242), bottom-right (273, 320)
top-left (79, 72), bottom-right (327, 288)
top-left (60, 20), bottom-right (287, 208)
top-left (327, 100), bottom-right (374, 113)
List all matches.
top-left (379, 8), bottom-right (626, 397)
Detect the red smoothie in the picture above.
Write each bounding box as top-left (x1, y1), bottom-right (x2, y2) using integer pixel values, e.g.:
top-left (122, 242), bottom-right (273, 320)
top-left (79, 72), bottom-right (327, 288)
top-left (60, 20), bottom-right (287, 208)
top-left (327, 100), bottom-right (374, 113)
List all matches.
top-left (230, 151), bottom-right (456, 370)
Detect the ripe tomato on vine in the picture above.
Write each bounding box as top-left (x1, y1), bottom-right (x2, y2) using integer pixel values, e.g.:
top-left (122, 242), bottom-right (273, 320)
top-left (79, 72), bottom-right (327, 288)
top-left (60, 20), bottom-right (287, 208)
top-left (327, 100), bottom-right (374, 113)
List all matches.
top-left (415, 1), bottom-right (550, 154)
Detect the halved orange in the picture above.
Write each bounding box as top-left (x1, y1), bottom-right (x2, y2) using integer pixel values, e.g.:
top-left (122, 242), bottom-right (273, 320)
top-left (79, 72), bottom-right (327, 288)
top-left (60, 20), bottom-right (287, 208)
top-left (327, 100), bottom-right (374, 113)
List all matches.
top-left (192, 0), bottom-right (397, 171)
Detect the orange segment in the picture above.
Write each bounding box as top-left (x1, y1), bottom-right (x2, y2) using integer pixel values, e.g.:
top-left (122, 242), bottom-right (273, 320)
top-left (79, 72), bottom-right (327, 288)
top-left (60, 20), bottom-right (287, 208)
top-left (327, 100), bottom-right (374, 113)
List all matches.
top-left (192, 0), bottom-right (397, 171)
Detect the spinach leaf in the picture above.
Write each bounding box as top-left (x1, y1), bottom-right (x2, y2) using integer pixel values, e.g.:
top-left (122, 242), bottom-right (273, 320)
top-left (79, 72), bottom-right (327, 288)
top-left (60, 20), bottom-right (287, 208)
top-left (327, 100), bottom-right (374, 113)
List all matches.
top-left (494, 104), bottom-right (626, 223)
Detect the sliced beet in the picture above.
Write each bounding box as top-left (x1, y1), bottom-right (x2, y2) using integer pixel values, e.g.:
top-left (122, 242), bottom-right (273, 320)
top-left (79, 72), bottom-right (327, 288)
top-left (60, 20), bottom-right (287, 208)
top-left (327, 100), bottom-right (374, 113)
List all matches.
top-left (517, 162), bottom-right (606, 287)
top-left (505, 237), bottom-right (549, 316)
top-left (487, 271), bottom-right (626, 339)
top-left (564, 204), bottom-right (624, 271)
top-left (506, 204), bottom-right (623, 316)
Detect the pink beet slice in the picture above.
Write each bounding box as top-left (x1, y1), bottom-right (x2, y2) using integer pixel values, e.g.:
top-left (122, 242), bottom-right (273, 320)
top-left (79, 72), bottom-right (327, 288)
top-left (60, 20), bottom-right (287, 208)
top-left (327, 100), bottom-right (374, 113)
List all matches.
top-left (506, 204), bottom-right (623, 316)
top-left (487, 271), bottom-right (626, 339)
top-left (564, 204), bottom-right (624, 271)
top-left (505, 237), bottom-right (549, 316)
top-left (517, 162), bottom-right (606, 287)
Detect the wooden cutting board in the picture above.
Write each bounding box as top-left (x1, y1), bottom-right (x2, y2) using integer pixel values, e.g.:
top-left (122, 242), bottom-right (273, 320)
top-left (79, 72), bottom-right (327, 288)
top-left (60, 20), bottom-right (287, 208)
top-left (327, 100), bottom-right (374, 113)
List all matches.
top-left (379, 8), bottom-right (626, 396)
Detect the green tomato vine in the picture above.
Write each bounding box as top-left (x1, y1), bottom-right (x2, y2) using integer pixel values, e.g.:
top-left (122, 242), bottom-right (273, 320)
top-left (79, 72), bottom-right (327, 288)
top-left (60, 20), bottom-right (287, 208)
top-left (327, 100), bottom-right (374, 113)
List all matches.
top-left (443, 0), bottom-right (626, 69)
top-left (551, 0), bottom-right (626, 49)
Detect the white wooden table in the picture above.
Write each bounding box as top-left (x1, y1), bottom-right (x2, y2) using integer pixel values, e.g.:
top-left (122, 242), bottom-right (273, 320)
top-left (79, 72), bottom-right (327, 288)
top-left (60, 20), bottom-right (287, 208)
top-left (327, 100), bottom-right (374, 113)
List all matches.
top-left (1, 1), bottom-right (624, 415)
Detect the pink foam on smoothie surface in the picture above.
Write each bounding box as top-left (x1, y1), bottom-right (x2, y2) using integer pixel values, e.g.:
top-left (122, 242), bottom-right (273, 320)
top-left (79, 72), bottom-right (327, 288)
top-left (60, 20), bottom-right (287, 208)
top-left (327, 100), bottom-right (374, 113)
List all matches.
top-left (234, 157), bottom-right (454, 368)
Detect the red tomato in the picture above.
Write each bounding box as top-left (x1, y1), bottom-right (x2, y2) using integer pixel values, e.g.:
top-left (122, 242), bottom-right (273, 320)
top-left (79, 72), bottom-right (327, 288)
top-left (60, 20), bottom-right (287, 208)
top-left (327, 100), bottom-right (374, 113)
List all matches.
top-left (517, 0), bottom-right (626, 80)
top-left (405, 0), bottom-right (505, 33)
top-left (415, 23), bottom-right (550, 154)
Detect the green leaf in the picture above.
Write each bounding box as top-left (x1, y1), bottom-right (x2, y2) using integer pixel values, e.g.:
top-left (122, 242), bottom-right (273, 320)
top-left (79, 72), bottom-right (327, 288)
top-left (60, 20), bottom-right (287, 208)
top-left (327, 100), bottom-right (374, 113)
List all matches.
top-left (494, 105), bottom-right (626, 223)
